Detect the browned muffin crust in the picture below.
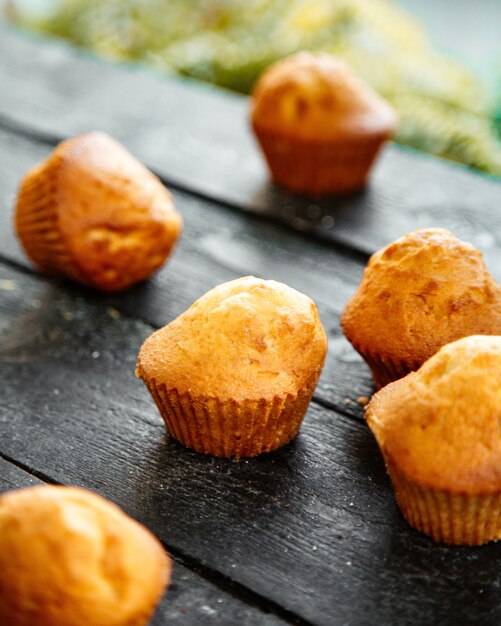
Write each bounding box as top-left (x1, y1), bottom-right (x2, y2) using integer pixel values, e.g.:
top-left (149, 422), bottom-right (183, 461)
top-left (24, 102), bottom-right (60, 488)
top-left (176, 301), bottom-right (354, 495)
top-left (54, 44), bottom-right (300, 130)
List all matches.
top-left (251, 52), bottom-right (397, 194)
top-left (342, 228), bottom-right (501, 387)
top-left (0, 485), bottom-right (171, 626)
top-left (252, 51), bottom-right (397, 142)
top-left (137, 276), bottom-right (327, 457)
top-left (366, 335), bottom-right (501, 545)
top-left (15, 132), bottom-right (182, 292)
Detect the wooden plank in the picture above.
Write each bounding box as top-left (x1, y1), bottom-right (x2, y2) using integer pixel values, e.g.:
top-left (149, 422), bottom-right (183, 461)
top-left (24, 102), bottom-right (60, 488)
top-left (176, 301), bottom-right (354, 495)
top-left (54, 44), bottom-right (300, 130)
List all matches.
top-left (0, 456), bottom-right (42, 490)
top-left (1, 262), bottom-right (499, 626)
top-left (0, 125), bottom-right (372, 422)
top-left (0, 457), bottom-right (289, 626)
top-left (0, 127), bottom-right (365, 299)
top-left (0, 25), bottom-right (500, 271)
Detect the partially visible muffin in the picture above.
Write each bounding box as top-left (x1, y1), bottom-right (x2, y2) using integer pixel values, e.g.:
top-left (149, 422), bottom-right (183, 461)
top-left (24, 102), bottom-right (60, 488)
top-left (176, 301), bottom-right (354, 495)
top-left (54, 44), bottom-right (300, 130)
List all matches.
top-left (366, 335), bottom-right (501, 545)
top-left (137, 276), bottom-right (327, 458)
top-left (251, 52), bottom-right (397, 195)
top-left (342, 228), bottom-right (501, 388)
top-left (15, 132), bottom-right (182, 292)
top-left (0, 485), bottom-right (171, 626)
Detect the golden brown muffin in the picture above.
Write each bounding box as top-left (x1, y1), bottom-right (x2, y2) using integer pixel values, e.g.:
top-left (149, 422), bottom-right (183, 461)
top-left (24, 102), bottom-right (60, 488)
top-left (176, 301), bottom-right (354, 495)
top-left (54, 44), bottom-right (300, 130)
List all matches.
top-left (15, 132), bottom-right (182, 292)
top-left (366, 335), bottom-right (501, 545)
top-left (137, 276), bottom-right (327, 458)
top-left (251, 52), bottom-right (397, 195)
top-left (341, 228), bottom-right (501, 388)
top-left (0, 485), bottom-right (171, 626)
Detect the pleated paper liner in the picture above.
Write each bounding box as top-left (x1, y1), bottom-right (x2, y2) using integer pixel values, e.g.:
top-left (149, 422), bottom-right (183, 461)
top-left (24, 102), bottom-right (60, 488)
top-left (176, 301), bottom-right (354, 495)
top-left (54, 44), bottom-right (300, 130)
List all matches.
top-left (388, 462), bottom-right (501, 545)
top-left (144, 378), bottom-right (316, 458)
top-left (351, 342), bottom-right (422, 389)
top-left (15, 156), bottom-right (84, 283)
top-left (253, 128), bottom-right (387, 195)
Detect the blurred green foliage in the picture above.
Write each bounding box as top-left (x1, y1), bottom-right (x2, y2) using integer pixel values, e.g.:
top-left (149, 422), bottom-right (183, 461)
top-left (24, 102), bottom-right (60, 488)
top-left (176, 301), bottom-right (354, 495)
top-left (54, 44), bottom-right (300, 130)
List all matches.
top-left (8, 0), bottom-right (501, 176)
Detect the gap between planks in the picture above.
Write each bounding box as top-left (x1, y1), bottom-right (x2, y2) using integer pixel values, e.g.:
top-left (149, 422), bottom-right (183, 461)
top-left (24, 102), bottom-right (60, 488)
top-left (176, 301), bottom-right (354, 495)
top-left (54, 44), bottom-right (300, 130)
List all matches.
top-left (0, 449), bottom-right (313, 626)
top-left (0, 114), bottom-right (371, 264)
top-left (0, 256), bottom-right (366, 626)
top-left (0, 252), bottom-right (367, 427)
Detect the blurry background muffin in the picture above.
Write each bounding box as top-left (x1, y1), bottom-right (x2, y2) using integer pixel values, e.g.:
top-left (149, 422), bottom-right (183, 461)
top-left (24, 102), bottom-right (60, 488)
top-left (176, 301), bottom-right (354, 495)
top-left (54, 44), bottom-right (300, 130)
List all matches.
top-left (15, 132), bottom-right (182, 292)
top-left (0, 485), bottom-right (171, 626)
top-left (251, 52), bottom-right (397, 194)
top-left (137, 276), bottom-right (327, 458)
top-left (4, 0), bottom-right (500, 176)
top-left (341, 228), bottom-right (501, 388)
top-left (365, 335), bottom-right (501, 545)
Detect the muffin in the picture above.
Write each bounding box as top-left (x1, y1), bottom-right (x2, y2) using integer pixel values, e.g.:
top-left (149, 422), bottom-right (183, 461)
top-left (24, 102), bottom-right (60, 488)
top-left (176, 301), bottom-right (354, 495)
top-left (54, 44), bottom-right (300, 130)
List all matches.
top-left (366, 335), bottom-right (501, 545)
top-left (342, 228), bottom-right (501, 388)
top-left (250, 52), bottom-right (398, 195)
top-left (0, 485), bottom-right (171, 626)
top-left (15, 132), bottom-right (182, 292)
top-left (137, 276), bottom-right (327, 458)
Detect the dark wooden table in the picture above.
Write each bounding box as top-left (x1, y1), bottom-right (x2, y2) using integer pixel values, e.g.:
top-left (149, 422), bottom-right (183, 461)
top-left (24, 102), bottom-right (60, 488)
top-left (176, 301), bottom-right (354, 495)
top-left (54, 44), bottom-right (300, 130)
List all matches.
top-left (0, 24), bottom-right (500, 626)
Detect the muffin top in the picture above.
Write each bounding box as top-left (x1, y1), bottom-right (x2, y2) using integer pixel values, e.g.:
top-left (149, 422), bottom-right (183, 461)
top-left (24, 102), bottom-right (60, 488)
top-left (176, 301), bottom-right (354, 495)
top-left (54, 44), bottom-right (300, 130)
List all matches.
top-left (0, 485), bottom-right (170, 626)
top-left (16, 132), bottom-right (182, 291)
top-left (137, 276), bottom-right (327, 402)
top-left (366, 335), bottom-right (501, 494)
top-left (342, 228), bottom-right (501, 365)
top-left (251, 52), bottom-right (397, 141)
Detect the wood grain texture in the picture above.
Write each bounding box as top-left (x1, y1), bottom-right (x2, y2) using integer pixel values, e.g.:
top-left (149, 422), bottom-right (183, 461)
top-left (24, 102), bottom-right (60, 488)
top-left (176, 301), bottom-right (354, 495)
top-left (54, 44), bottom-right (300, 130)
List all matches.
top-left (0, 125), bottom-right (372, 423)
top-left (1, 25), bottom-right (501, 626)
top-left (1, 262), bottom-right (499, 626)
top-left (0, 25), bottom-right (500, 272)
top-left (2, 126), bottom-right (501, 427)
top-left (0, 456), bottom-right (42, 490)
top-left (0, 457), bottom-right (288, 626)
